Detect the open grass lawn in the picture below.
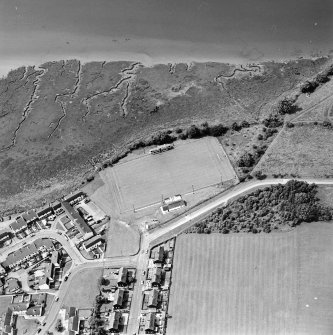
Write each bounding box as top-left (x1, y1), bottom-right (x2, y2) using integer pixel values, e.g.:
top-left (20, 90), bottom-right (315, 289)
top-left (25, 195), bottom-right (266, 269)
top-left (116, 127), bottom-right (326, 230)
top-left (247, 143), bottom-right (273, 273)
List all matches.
top-left (168, 222), bottom-right (333, 335)
top-left (16, 317), bottom-right (39, 335)
top-left (105, 220), bottom-right (140, 257)
top-left (254, 124), bottom-right (333, 178)
top-left (63, 267), bottom-right (103, 309)
top-left (99, 137), bottom-right (236, 213)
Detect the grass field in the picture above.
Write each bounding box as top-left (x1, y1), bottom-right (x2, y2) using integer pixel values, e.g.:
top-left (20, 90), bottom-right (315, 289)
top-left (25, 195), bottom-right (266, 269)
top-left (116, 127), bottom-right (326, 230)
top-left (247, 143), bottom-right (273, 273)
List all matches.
top-left (105, 220), bottom-right (140, 257)
top-left (254, 124), bottom-right (333, 178)
top-left (168, 223), bottom-right (333, 335)
top-left (100, 137), bottom-right (236, 212)
top-left (63, 268), bottom-right (103, 309)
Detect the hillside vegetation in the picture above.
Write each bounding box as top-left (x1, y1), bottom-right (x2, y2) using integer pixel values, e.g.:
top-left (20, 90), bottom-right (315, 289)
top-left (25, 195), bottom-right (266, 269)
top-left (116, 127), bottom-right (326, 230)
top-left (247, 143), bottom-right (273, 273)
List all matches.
top-left (0, 58), bottom-right (330, 214)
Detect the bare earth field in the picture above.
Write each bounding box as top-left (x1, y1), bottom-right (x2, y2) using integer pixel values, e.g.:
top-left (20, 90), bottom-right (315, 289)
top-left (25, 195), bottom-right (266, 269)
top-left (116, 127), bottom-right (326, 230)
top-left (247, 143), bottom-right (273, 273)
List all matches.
top-left (0, 57), bottom-right (329, 214)
top-left (168, 222), bottom-right (333, 335)
top-left (254, 124), bottom-right (333, 178)
top-left (101, 137), bottom-right (236, 212)
top-left (63, 268), bottom-right (103, 309)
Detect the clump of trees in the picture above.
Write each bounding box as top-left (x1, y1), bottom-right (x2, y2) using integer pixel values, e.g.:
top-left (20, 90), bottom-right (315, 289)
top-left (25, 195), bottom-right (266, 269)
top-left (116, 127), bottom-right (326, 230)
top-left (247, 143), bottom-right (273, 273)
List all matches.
top-left (277, 98), bottom-right (299, 115)
top-left (300, 64), bottom-right (333, 94)
top-left (184, 180), bottom-right (333, 235)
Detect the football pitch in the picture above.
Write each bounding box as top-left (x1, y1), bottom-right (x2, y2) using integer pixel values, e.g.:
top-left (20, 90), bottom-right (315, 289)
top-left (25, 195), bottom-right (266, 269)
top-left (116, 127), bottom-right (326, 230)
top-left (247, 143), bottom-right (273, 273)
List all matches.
top-left (167, 223), bottom-right (333, 335)
top-left (101, 137), bottom-right (236, 212)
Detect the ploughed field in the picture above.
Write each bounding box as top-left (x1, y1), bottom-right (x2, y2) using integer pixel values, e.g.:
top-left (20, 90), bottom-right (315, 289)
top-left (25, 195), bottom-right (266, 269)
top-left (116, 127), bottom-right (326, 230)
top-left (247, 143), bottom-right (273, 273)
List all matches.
top-left (167, 223), bottom-right (333, 335)
top-left (99, 137), bottom-right (235, 212)
top-left (0, 57), bottom-right (328, 214)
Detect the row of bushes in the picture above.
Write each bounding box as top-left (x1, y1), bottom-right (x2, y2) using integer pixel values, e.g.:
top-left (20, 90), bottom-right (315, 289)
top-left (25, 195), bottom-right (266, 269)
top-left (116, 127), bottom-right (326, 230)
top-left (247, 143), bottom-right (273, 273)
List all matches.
top-left (184, 180), bottom-right (333, 235)
top-left (300, 64), bottom-right (333, 94)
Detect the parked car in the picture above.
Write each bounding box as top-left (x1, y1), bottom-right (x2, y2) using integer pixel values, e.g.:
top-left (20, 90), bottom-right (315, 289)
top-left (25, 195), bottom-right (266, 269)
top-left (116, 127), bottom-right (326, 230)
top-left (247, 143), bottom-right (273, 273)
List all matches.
top-left (55, 297), bottom-right (59, 302)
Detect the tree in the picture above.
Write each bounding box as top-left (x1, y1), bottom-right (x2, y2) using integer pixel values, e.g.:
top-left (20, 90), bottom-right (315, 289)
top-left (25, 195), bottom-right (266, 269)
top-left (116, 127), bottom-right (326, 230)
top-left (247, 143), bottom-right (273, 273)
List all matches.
top-left (186, 125), bottom-right (202, 139)
top-left (277, 98), bottom-right (298, 115)
top-left (55, 319), bottom-right (64, 332)
top-left (238, 153), bottom-right (255, 167)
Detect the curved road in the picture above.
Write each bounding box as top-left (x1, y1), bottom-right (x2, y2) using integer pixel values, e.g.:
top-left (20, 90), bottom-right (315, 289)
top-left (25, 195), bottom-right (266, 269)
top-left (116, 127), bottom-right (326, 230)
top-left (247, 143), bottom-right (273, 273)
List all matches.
top-left (38, 177), bottom-right (333, 333)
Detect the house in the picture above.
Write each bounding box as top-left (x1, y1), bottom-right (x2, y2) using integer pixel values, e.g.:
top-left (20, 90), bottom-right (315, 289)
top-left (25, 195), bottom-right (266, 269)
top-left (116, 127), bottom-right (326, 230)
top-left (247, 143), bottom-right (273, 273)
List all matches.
top-left (1, 308), bottom-right (13, 334)
top-left (68, 315), bottom-right (79, 334)
top-left (10, 217), bottom-right (27, 234)
top-left (36, 205), bottom-right (53, 219)
top-left (107, 311), bottom-right (121, 333)
top-left (147, 289), bottom-right (159, 308)
top-left (38, 276), bottom-right (50, 290)
top-left (2, 239), bottom-right (54, 270)
top-left (153, 246), bottom-right (164, 264)
top-left (61, 201), bottom-right (93, 241)
top-left (117, 267), bottom-right (128, 287)
top-left (151, 268), bottom-right (162, 287)
top-left (144, 312), bottom-right (156, 334)
top-left (26, 305), bottom-right (43, 317)
top-left (64, 191), bottom-right (85, 205)
top-left (82, 235), bottom-right (103, 252)
top-left (6, 278), bottom-right (21, 293)
top-left (113, 289), bottom-right (124, 309)
top-left (51, 250), bottom-right (61, 266)
top-left (22, 210), bottom-right (38, 224)
top-left (161, 200), bottom-right (186, 214)
top-left (63, 307), bottom-right (79, 335)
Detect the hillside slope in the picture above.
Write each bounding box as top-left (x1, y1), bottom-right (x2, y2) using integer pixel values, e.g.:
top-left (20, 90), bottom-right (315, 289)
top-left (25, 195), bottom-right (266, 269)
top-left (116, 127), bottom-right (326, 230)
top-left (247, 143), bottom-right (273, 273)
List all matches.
top-left (0, 57), bottom-right (329, 214)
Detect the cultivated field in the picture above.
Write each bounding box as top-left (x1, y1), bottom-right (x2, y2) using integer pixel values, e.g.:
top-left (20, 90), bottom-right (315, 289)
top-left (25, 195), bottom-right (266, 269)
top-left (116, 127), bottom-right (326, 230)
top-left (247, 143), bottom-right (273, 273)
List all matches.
top-left (168, 223), bottom-right (333, 335)
top-left (63, 268), bottom-right (103, 308)
top-left (100, 137), bottom-right (236, 212)
top-left (254, 124), bottom-right (333, 178)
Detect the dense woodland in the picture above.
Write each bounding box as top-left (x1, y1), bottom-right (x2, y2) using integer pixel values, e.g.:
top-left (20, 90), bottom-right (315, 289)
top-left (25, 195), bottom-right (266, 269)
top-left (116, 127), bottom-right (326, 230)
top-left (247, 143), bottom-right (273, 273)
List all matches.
top-left (184, 180), bottom-right (333, 234)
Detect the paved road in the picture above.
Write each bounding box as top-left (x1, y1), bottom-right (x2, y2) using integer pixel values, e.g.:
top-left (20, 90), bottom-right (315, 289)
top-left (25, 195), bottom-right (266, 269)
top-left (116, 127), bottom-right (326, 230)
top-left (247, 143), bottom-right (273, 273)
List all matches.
top-left (34, 177), bottom-right (333, 333)
top-left (0, 229), bottom-right (84, 264)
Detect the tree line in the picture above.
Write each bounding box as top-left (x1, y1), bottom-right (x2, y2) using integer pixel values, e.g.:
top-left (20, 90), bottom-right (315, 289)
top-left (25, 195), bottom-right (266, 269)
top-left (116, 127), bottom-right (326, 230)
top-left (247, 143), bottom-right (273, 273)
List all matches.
top-left (184, 180), bottom-right (333, 235)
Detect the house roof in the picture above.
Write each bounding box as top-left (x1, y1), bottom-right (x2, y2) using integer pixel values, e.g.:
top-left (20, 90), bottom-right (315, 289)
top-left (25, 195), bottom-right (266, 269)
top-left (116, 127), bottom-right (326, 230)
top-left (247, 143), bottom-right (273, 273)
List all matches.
top-left (108, 311), bottom-right (121, 330)
top-left (117, 267), bottom-right (128, 284)
top-left (26, 305), bottom-right (43, 316)
top-left (154, 246), bottom-right (164, 262)
top-left (10, 302), bottom-right (29, 312)
top-left (66, 306), bottom-right (77, 319)
top-left (38, 276), bottom-right (49, 287)
top-left (167, 200), bottom-right (185, 210)
top-left (3, 308), bottom-right (12, 326)
top-left (10, 217), bottom-right (27, 231)
top-left (22, 210), bottom-right (37, 222)
top-left (68, 315), bottom-right (79, 331)
top-left (44, 262), bottom-right (54, 278)
top-left (83, 235), bottom-right (103, 249)
top-left (51, 250), bottom-right (60, 264)
top-left (113, 289), bottom-right (124, 306)
top-left (152, 267), bottom-right (162, 284)
top-left (37, 205), bottom-right (53, 217)
top-left (148, 289), bottom-right (159, 307)
top-left (61, 201), bottom-right (92, 236)
top-left (145, 312), bottom-right (156, 330)
top-left (51, 200), bottom-right (61, 210)
top-left (64, 191), bottom-right (84, 203)
top-left (7, 278), bottom-right (20, 291)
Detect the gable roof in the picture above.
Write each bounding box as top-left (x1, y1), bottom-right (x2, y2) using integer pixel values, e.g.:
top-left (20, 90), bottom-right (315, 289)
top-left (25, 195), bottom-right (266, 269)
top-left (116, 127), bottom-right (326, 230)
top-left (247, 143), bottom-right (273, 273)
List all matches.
top-left (61, 201), bottom-right (92, 236)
